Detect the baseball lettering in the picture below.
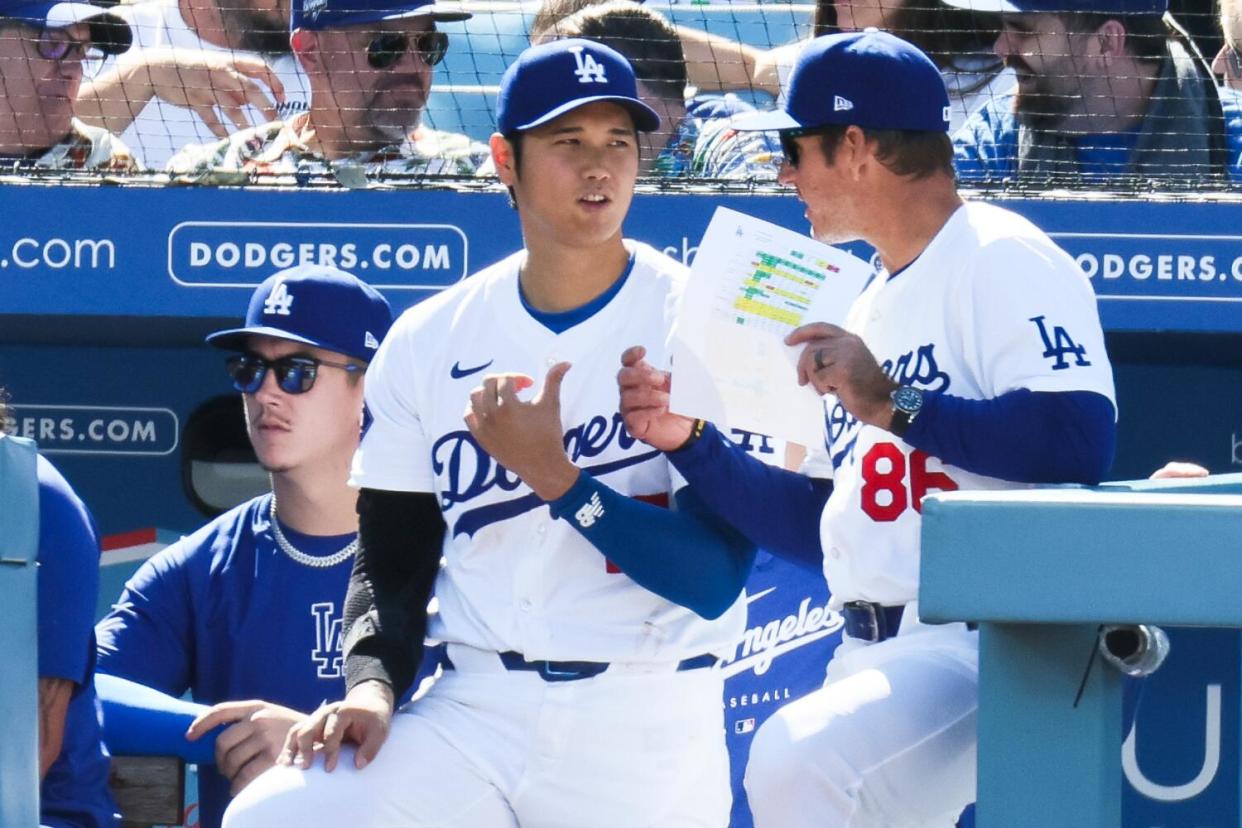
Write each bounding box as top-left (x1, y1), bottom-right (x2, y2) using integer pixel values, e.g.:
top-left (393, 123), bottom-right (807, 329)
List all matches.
top-left (434, 412), bottom-right (639, 509)
top-left (827, 342), bottom-right (951, 468)
top-left (881, 344), bottom-right (950, 394)
top-left (860, 444), bottom-right (958, 522)
top-left (309, 602), bottom-right (344, 679)
top-left (722, 596), bottom-right (842, 677)
top-left (1030, 315), bottom-right (1091, 370)
top-left (264, 281), bottom-right (294, 316)
top-left (569, 46), bottom-right (608, 83)
top-left (434, 413), bottom-right (658, 537)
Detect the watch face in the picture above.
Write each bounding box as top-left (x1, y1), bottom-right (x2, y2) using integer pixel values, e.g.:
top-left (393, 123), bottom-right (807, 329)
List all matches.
top-left (893, 386), bottom-right (923, 413)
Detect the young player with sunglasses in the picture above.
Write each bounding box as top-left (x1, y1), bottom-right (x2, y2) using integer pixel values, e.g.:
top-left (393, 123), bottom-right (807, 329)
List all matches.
top-left (165, 0), bottom-right (487, 184)
top-left (95, 265), bottom-right (424, 828)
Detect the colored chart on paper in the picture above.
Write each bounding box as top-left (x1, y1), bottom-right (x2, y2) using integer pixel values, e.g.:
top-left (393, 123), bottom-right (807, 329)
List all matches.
top-left (671, 207), bottom-right (872, 445)
top-left (728, 249), bottom-right (842, 334)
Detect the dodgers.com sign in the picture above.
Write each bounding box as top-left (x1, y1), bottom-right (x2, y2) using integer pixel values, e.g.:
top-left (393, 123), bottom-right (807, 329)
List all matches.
top-left (167, 221), bottom-right (468, 288)
top-left (4, 404), bottom-right (179, 456)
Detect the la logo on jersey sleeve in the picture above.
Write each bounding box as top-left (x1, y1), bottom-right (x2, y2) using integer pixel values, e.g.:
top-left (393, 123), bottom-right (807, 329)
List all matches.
top-left (1029, 315), bottom-right (1092, 370)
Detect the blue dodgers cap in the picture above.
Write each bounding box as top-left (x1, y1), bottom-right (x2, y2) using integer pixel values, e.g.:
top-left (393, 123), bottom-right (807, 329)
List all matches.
top-left (295, 0), bottom-right (469, 32)
top-left (206, 265), bottom-right (393, 364)
top-left (734, 31), bottom-right (951, 134)
top-left (497, 38), bottom-right (661, 134)
top-left (0, 0), bottom-right (131, 53)
top-left (941, 0), bottom-right (1166, 14)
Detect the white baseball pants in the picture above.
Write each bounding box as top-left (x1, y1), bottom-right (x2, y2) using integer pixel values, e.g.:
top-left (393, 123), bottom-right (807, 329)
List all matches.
top-left (744, 612), bottom-right (978, 828)
top-left (224, 646), bottom-right (731, 828)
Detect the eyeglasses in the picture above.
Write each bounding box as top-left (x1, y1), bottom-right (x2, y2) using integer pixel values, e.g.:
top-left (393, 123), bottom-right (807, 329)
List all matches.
top-left (226, 353), bottom-right (362, 395)
top-left (367, 30), bottom-right (448, 70)
top-left (0, 22), bottom-right (97, 62)
top-left (778, 127), bottom-right (831, 169)
top-left (36, 27), bottom-right (94, 61)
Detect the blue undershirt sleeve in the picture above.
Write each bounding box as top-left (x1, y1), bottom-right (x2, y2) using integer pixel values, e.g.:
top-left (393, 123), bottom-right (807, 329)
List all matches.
top-left (666, 423), bottom-right (829, 572)
top-left (95, 674), bottom-right (218, 765)
top-left (902, 389), bottom-right (1116, 484)
top-left (547, 473), bottom-right (757, 620)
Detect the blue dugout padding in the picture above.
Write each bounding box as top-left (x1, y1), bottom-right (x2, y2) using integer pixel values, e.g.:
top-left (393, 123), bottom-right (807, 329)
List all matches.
top-left (0, 436), bottom-right (40, 828)
top-left (920, 475), bottom-right (1242, 827)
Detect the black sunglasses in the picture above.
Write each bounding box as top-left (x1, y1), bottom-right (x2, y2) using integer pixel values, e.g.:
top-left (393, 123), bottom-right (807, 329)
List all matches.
top-left (367, 30), bottom-right (448, 70)
top-left (778, 127), bottom-right (837, 169)
top-left (226, 353), bottom-right (362, 395)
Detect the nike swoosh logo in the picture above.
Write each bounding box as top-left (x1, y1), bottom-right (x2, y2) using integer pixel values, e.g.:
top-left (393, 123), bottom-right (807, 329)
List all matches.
top-left (451, 359), bottom-right (494, 379)
top-left (746, 587), bottom-right (777, 604)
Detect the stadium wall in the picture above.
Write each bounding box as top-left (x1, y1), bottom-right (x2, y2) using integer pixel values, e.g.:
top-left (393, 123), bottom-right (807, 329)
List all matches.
top-left (1, 183), bottom-right (1240, 824)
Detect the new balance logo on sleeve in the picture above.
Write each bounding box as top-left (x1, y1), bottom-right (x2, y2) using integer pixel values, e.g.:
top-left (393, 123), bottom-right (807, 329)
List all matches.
top-left (575, 492), bottom-right (605, 528)
top-left (570, 46), bottom-right (608, 84)
top-left (263, 281), bottom-right (294, 316)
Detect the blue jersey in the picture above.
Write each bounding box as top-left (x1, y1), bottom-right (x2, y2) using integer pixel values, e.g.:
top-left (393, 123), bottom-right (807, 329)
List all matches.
top-left (38, 455), bottom-right (118, 828)
top-left (715, 430), bottom-right (840, 827)
top-left (95, 494), bottom-right (429, 828)
top-left (721, 550), bottom-right (838, 828)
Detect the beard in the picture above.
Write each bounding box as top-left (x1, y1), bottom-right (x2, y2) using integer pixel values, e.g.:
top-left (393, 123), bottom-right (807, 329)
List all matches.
top-left (1007, 58), bottom-right (1075, 133)
top-left (361, 83), bottom-right (427, 145)
top-left (219, 3), bottom-right (290, 55)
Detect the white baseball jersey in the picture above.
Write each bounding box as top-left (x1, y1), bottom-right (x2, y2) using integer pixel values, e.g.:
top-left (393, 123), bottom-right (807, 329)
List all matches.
top-left (100, 0), bottom-right (309, 169)
top-left (353, 241), bottom-right (747, 663)
top-left (803, 202), bottom-right (1115, 608)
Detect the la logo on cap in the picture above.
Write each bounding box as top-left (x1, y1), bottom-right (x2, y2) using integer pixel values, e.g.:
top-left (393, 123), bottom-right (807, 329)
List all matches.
top-left (570, 46), bottom-right (607, 85)
top-left (833, 95), bottom-right (854, 112)
top-left (264, 281), bottom-right (295, 316)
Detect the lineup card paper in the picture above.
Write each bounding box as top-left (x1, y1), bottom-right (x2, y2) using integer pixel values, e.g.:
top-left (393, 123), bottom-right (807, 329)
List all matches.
top-left (670, 207), bottom-right (874, 446)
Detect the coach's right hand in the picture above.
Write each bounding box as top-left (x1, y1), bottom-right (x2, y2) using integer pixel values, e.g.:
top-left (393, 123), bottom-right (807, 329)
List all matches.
top-left (618, 346), bottom-right (694, 451)
top-left (278, 679), bottom-right (394, 772)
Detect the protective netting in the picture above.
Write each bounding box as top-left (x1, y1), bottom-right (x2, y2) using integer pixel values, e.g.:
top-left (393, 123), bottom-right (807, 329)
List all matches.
top-left (0, 0), bottom-right (1235, 192)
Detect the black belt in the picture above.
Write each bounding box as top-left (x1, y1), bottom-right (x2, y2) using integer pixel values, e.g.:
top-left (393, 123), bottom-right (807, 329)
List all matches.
top-left (842, 601), bottom-right (906, 643)
top-left (443, 650), bottom-right (718, 683)
top-left (842, 602), bottom-right (978, 642)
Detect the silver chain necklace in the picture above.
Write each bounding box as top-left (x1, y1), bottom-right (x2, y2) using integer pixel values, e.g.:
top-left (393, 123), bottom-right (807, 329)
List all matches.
top-left (268, 495), bottom-right (358, 569)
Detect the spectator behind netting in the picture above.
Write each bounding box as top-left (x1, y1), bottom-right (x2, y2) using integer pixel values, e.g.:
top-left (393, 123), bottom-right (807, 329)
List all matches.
top-left (1214, 0), bottom-right (1242, 88)
top-left (950, 0), bottom-right (1242, 184)
top-left (0, 0), bottom-right (136, 171)
top-left (678, 0), bottom-right (1013, 134)
top-left (528, 0), bottom-right (769, 112)
top-left (529, 1), bottom-right (780, 178)
top-left (166, 0), bottom-right (489, 184)
top-left (76, 0), bottom-right (307, 170)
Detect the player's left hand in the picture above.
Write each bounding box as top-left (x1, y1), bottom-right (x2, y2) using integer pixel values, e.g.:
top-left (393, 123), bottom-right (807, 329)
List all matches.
top-left (787, 322), bottom-right (896, 428)
top-left (186, 700), bottom-right (303, 796)
top-left (464, 363), bottom-right (580, 501)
